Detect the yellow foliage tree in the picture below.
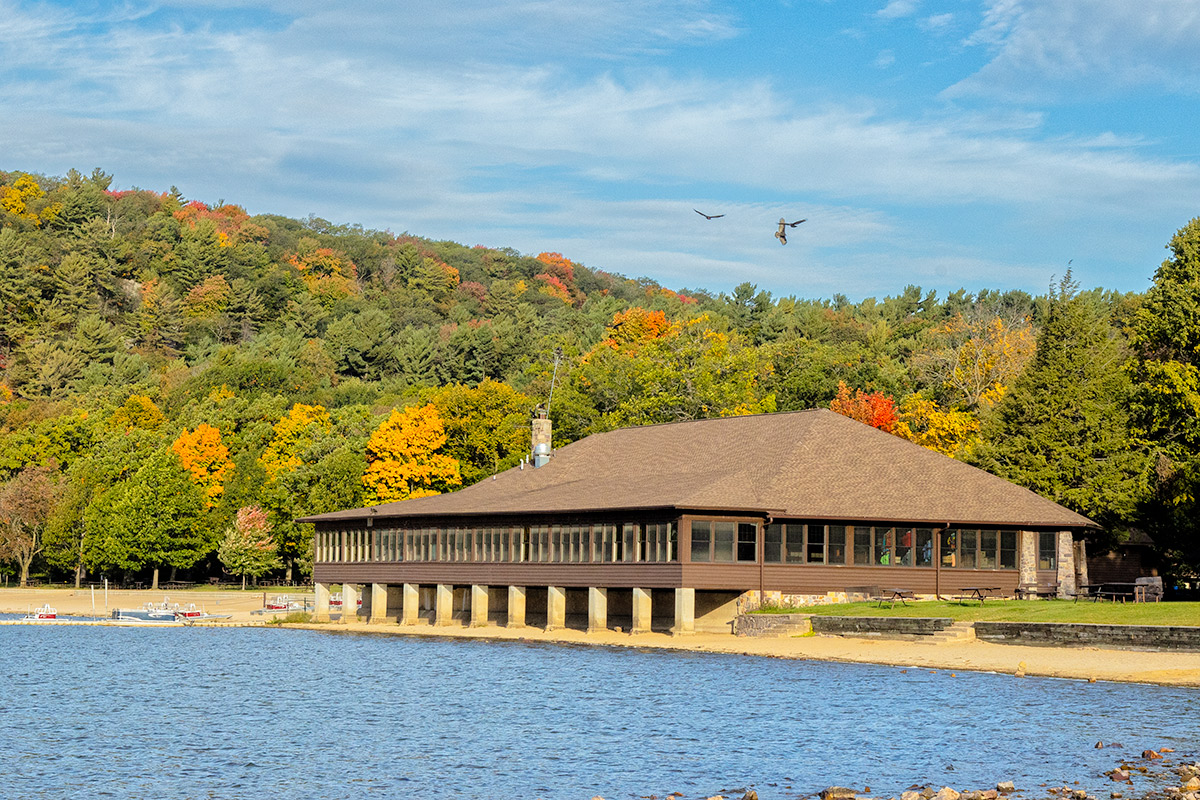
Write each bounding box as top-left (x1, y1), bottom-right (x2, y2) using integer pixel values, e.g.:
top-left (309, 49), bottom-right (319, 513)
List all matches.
top-left (362, 405), bottom-right (462, 505)
top-left (109, 394), bottom-right (166, 432)
top-left (171, 423), bottom-right (235, 509)
top-left (0, 174), bottom-right (61, 226)
top-left (259, 403), bottom-right (332, 480)
top-left (894, 395), bottom-right (981, 458)
top-left (914, 314), bottom-right (1036, 409)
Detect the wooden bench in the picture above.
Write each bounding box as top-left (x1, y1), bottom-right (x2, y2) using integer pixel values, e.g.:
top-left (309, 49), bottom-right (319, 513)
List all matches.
top-left (1016, 582), bottom-right (1059, 599)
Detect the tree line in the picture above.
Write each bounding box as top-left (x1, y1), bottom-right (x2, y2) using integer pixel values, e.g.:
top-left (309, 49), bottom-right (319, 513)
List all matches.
top-left (0, 168), bottom-right (1197, 588)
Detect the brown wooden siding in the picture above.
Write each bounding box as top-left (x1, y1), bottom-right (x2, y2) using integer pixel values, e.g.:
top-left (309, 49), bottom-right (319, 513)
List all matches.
top-left (314, 562), bottom-right (1021, 594)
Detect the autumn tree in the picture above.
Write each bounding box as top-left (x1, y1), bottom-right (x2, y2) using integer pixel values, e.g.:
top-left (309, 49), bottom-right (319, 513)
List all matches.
top-left (0, 464), bottom-right (60, 586)
top-left (172, 423), bottom-right (234, 509)
top-left (109, 394), bottom-right (166, 432)
top-left (911, 312), bottom-right (1036, 409)
top-left (362, 404), bottom-right (462, 504)
top-left (218, 505), bottom-right (280, 589)
top-left (259, 403), bottom-right (333, 480)
top-left (893, 395), bottom-right (980, 458)
top-left (425, 379), bottom-right (533, 484)
top-left (829, 381), bottom-right (899, 433)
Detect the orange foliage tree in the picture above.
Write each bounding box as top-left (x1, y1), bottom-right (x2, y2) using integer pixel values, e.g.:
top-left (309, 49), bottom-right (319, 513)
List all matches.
top-left (171, 423), bottom-right (235, 509)
top-left (361, 404), bottom-right (462, 504)
top-left (288, 244), bottom-right (359, 304)
top-left (601, 307), bottom-right (675, 352)
top-left (830, 382), bottom-right (899, 433)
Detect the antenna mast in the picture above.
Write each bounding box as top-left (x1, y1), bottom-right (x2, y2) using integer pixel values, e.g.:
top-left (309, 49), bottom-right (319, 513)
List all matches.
top-left (546, 346), bottom-right (564, 412)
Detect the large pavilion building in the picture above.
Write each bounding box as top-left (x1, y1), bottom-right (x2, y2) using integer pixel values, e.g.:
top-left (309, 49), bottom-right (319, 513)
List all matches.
top-left (301, 409), bottom-right (1096, 633)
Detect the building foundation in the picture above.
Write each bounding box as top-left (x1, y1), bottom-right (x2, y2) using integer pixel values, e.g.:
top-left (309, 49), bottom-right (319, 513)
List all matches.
top-left (470, 584), bottom-right (489, 627)
top-left (508, 586), bottom-right (526, 627)
top-left (631, 587), bottom-right (652, 634)
top-left (546, 586), bottom-right (566, 631)
top-left (587, 587), bottom-right (607, 633)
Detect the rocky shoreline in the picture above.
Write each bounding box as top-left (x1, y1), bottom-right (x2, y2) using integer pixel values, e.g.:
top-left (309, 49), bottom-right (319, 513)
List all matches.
top-left (582, 748), bottom-right (1200, 800)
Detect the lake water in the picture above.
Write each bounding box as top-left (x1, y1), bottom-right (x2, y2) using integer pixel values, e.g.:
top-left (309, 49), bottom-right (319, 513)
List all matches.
top-left (1, 622), bottom-right (1196, 800)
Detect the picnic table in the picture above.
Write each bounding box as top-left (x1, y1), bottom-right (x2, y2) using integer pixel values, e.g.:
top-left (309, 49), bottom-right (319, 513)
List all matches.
top-left (1016, 582), bottom-right (1059, 599)
top-left (876, 588), bottom-right (914, 608)
top-left (955, 586), bottom-right (1001, 604)
top-left (1078, 582), bottom-right (1145, 603)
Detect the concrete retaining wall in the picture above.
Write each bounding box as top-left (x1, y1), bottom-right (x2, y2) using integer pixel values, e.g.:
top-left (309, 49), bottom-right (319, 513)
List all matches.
top-left (810, 616), bottom-right (955, 637)
top-left (734, 613), bottom-right (813, 637)
top-left (974, 621), bottom-right (1200, 651)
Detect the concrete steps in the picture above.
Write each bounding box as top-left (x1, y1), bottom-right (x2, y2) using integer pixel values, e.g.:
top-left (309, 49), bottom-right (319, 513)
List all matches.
top-left (924, 620), bottom-right (977, 643)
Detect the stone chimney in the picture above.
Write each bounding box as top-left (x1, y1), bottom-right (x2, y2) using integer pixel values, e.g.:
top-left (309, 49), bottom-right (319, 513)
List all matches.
top-left (532, 405), bottom-right (552, 467)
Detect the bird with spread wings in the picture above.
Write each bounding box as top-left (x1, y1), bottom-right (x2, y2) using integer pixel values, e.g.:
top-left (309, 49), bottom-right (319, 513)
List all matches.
top-left (775, 217), bottom-right (806, 245)
top-left (693, 209), bottom-right (724, 220)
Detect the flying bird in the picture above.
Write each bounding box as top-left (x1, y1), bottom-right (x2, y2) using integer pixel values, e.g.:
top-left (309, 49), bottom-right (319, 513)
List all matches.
top-left (775, 217), bottom-right (806, 245)
top-left (694, 209), bottom-right (724, 220)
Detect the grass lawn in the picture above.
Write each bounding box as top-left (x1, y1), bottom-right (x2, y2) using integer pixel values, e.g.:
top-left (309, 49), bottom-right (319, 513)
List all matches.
top-left (758, 599), bottom-right (1200, 626)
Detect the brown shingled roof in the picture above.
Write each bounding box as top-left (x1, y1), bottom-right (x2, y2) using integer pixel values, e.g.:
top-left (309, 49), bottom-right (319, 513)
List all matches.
top-left (300, 409), bottom-right (1096, 529)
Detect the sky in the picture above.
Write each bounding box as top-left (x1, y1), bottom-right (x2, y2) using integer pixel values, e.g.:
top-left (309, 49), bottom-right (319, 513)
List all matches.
top-left (2, 0), bottom-right (1199, 301)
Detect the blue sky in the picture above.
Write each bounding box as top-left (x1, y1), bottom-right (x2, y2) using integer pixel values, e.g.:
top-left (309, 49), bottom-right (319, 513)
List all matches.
top-left (3, 0), bottom-right (1199, 300)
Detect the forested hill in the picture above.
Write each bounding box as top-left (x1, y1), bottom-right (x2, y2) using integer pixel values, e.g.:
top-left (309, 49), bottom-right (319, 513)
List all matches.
top-left (1, 168), bottom-right (1197, 586)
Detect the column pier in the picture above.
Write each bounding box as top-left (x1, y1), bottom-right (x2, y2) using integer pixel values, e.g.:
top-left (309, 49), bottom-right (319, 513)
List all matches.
top-left (470, 585), bottom-right (489, 627)
top-left (507, 586), bottom-right (526, 627)
top-left (1019, 531), bottom-right (1038, 588)
top-left (546, 586), bottom-right (566, 631)
top-left (369, 583), bottom-right (388, 624)
top-left (314, 582), bottom-right (331, 622)
top-left (435, 584), bottom-right (454, 626)
top-left (671, 587), bottom-right (695, 636)
top-left (339, 583), bottom-right (359, 624)
top-left (401, 583), bottom-right (419, 625)
top-left (587, 587), bottom-right (608, 634)
top-left (631, 587), bottom-right (652, 634)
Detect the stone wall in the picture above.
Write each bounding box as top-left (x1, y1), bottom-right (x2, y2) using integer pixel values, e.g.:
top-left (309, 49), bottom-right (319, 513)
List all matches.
top-left (736, 589), bottom-right (878, 613)
top-left (810, 616), bottom-right (955, 637)
top-left (734, 613), bottom-right (813, 637)
top-left (975, 621), bottom-right (1200, 651)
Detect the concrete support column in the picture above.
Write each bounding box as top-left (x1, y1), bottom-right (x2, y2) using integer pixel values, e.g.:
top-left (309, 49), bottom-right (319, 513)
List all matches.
top-left (1019, 531), bottom-right (1038, 587)
top-left (369, 583), bottom-right (388, 624)
top-left (587, 587), bottom-right (607, 634)
top-left (1057, 531), bottom-right (1076, 598)
top-left (435, 584), bottom-right (454, 626)
top-left (340, 583), bottom-right (359, 624)
top-left (546, 586), bottom-right (566, 631)
top-left (470, 584), bottom-right (489, 627)
top-left (671, 587), bottom-right (695, 636)
top-left (401, 583), bottom-right (419, 625)
top-left (314, 581), bottom-right (331, 622)
top-left (631, 587), bottom-right (652, 634)
top-left (507, 586), bottom-right (526, 627)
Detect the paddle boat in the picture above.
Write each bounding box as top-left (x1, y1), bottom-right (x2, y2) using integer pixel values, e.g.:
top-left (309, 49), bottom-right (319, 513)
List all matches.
top-left (22, 604), bottom-right (57, 620)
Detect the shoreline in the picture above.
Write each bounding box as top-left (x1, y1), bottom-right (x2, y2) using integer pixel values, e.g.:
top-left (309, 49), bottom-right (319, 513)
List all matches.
top-left (5, 587), bottom-right (1200, 687)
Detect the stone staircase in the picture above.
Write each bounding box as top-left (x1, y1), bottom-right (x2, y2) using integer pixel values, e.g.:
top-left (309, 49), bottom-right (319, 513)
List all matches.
top-left (924, 620), bottom-right (977, 643)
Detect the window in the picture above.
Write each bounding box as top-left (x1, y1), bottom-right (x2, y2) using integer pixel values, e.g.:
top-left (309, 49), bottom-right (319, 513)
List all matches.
top-left (827, 525), bottom-right (846, 565)
top-left (999, 531), bottom-right (1017, 569)
top-left (1039, 532), bottom-right (1057, 570)
top-left (623, 523), bottom-right (639, 563)
top-left (939, 529), bottom-right (955, 568)
top-left (713, 522), bottom-right (736, 562)
top-left (784, 524), bottom-right (805, 563)
top-left (913, 529), bottom-right (933, 567)
top-left (979, 530), bottom-right (998, 569)
top-left (959, 529), bottom-right (978, 569)
top-left (806, 524), bottom-right (825, 564)
top-left (876, 527), bottom-right (894, 565)
top-left (737, 523), bottom-right (757, 562)
top-left (691, 521), bottom-right (711, 562)
top-left (765, 524), bottom-right (783, 563)
top-left (853, 527), bottom-right (871, 565)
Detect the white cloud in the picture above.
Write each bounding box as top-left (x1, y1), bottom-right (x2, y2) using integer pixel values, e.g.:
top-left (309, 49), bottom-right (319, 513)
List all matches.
top-left (920, 13), bottom-right (954, 32)
top-left (877, 0), bottom-right (920, 20)
top-left (874, 49), bottom-right (896, 68)
top-left (949, 0), bottom-right (1200, 98)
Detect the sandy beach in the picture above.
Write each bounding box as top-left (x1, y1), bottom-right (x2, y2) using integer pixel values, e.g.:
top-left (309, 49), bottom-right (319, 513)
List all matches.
top-left (5, 587), bottom-right (1199, 687)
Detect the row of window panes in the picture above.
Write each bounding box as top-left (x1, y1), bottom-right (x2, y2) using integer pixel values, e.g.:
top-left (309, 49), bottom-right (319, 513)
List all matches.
top-left (692, 522), bottom-right (1019, 569)
top-left (317, 522), bottom-right (677, 563)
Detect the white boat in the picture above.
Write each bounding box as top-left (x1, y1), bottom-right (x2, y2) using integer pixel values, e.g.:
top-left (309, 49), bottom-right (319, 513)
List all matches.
top-left (110, 599), bottom-right (178, 623)
top-left (328, 592), bottom-right (362, 610)
top-left (22, 604), bottom-right (57, 620)
top-left (173, 603), bottom-right (232, 623)
top-left (264, 595), bottom-right (306, 611)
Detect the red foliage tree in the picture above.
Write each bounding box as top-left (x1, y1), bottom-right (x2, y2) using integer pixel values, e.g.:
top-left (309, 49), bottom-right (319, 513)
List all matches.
top-left (829, 381), bottom-right (899, 433)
